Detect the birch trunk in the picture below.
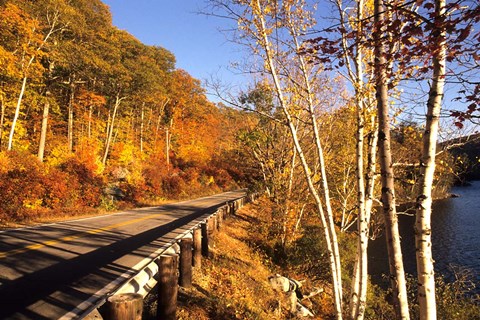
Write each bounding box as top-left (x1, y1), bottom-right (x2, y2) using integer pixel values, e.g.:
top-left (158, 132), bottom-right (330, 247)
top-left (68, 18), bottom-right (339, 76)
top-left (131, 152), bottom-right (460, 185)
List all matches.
top-left (37, 91), bottom-right (50, 161)
top-left (140, 102), bottom-right (145, 153)
top-left (374, 0), bottom-right (410, 318)
top-left (102, 94), bottom-right (123, 165)
top-left (0, 95), bottom-right (5, 150)
top-left (7, 13), bottom-right (58, 151)
top-left (88, 105), bottom-right (93, 139)
top-left (165, 124), bottom-right (170, 166)
top-left (333, 0), bottom-right (372, 316)
top-left (415, 0), bottom-right (445, 318)
top-left (253, 1), bottom-right (343, 318)
top-left (68, 81), bottom-right (75, 153)
top-left (286, 12), bottom-right (343, 302)
top-left (8, 76), bottom-right (28, 151)
top-left (281, 140), bottom-right (297, 247)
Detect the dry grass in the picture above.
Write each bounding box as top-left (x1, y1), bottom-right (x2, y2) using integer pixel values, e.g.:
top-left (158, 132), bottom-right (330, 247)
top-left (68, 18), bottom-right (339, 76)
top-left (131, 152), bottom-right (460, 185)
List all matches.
top-left (143, 200), bottom-right (334, 319)
top-left (143, 204), bottom-right (283, 319)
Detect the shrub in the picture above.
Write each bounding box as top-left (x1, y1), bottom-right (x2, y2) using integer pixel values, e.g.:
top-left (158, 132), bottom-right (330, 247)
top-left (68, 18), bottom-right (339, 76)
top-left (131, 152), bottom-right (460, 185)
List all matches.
top-left (0, 151), bottom-right (47, 220)
top-left (162, 173), bottom-right (187, 198)
top-left (60, 157), bottom-right (104, 207)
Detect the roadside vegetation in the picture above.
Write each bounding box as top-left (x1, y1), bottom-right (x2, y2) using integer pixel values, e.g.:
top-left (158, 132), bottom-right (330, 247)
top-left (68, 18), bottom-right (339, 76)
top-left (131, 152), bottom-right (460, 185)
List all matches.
top-left (0, 1), bottom-right (252, 226)
top-left (142, 200), bottom-right (480, 319)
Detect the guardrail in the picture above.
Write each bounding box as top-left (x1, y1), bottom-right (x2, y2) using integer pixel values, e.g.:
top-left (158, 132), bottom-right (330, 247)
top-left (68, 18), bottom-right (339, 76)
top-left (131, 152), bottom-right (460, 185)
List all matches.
top-left (84, 194), bottom-right (254, 319)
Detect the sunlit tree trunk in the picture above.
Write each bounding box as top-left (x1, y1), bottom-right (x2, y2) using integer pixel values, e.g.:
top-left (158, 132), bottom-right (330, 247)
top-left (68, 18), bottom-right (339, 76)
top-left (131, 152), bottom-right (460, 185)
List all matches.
top-left (87, 105), bottom-right (93, 139)
top-left (334, 0), bottom-right (373, 316)
top-left (140, 102), bottom-right (145, 153)
top-left (374, 0), bottom-right (410, 318)
top-left (8, 76), bottom-right (29, 151)
top-left (252, 1), bottom-right (343, 318)
top-left (8, 14), bottom-right (58, 151)
top-left (365, 118), bottom-right (378, 222)
top-left (38, 90), bottom-right (50, 161)
top-left (281, 139), bottom-right (297, 247)
top-left (102, 93), bottom-right (123, 165)
top-left (286, 11), bottom-right (343, 303)
top-left (67, 80), bottom-right (75, 153)
top-left (415, 0), bottom-right (445, 318)
top-left (165, 118), bottom-right (173, 167)
top-left (0, 95), bottom-right (5, 150)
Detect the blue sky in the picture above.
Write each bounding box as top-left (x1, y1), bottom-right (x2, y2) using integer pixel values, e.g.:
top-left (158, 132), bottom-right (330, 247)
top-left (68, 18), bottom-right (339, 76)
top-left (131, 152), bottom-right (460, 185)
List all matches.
top-left (102, 0), bottom-right (248, 99)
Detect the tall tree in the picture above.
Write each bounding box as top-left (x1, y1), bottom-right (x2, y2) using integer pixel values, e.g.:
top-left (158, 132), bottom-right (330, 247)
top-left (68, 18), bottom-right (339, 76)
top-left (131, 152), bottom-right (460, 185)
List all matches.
top-left (0, 3), bottom-right (59, 151)
top-left (208, 0), bottom-right (344, 317)
top-left (373, 0), bottom-right (410, 318)
top-left (414, 0), bottom-right (447, 318)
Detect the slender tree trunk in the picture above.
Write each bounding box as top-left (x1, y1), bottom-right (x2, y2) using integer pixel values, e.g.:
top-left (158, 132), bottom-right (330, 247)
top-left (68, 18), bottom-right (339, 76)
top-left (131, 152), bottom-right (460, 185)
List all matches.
top-left (68, 81), bottom-right (75, 153)
top-left (8, 77), bottom-right (26, 150)
top-left (281, 140), bottom-right (297, 247)
top-left (8, 76), bottom-right (28, 151)
top-left (349, 1), bottom-right (371, 317)
top-left (415, 0), bottom-right (445, 318)
top-left (88, 105), bottom-right (93, 139)
top-left (140, 102), bottom-right (145, 153)
top-left (287, 13), bottom-right (343, 303)
top-left (166, 118), bottom-right (173, 167)
top-left (37, 90), bottom-right (50, 161)
top-left (105, 110), bottom-right (111, 147)
top-left (332, 0), bottom-right (373, 315)
top-left (351, 98), bottom-right (369, 320)
top-left (7, 14), bottom-right (58, 151)
top-left (253, 1), bottom-right (343, 318)
top-left (365, 121), bottom-right (378, 221)
top-left (102, 93), bottom-right (123, 165)
top-left (374, 0), bottom-right (410, 318)
top-left (165, 127), bottom-right (170, 166)
top-left (0, 95), bottom-right (5, 150)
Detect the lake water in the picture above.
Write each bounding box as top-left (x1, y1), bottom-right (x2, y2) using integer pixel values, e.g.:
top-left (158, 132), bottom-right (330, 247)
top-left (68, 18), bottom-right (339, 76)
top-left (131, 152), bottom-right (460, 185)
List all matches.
top-left (369, 180), bottom-right (480, 288)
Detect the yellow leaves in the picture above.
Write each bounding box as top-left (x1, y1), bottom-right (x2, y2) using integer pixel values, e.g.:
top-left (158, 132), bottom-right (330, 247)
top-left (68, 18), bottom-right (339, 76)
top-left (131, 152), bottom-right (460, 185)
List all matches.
top-left (23, 198), bottom-right (42, 210)
top-left (266, 158), bottom-right (276, 169)
top-left (46, 145), bottom-right (73, 168)
top-left (0, 151), bottom-right (12, 174)
top-left (207, 175), bottom-right (215, 186)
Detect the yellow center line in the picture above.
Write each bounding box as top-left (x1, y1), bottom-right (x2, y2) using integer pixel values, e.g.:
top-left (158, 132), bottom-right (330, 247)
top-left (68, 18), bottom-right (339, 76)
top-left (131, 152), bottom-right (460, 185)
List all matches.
top-left (0, 212), bottom-right (166, 259)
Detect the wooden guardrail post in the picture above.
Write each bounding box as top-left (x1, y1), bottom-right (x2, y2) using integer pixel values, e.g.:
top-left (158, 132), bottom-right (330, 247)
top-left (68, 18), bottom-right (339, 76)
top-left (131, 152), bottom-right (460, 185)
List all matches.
top-left (193, 228), bottom-right (202, 267)
top-left (217, 210), bottom-right (223, 230)
top-left (221, 206), bottom-right (227, 221)
top-left (103, 293), bottom-right (143, 320)
top-left (213, 215), bottom-right (218, 233)
top-left (179, 237), bottom-right (193, 288)
top-left (156, 254), bottom-right (178, 320)
top-left (228, 202), bottom-right (233, 216)
top-left (201, 222), bottom-right (209, 258)
top-left (208, 216), bottom-right (216, 234)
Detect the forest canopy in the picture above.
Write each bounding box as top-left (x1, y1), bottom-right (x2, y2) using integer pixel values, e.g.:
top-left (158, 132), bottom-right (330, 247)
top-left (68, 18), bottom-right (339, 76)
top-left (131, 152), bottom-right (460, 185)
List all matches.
top-left (0, 0), bottom-right (248, 221)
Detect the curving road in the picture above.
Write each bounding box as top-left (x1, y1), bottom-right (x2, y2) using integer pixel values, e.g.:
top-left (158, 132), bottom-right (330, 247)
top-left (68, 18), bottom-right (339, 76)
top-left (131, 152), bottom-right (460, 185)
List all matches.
top-left (0, 190), bottom-right (246, 319)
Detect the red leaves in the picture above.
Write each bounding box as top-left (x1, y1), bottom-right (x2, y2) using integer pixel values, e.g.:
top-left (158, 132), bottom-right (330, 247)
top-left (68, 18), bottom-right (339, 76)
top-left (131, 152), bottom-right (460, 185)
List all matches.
top-left (423, 2), bottom-right (435, 10)
top-left (457, 26), bottom-right (472, 43)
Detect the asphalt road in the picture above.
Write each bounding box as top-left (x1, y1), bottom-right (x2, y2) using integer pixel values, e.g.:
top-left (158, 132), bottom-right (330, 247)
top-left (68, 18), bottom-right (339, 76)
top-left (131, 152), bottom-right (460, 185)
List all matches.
top-left (0, 190), bottom-right (246, 319)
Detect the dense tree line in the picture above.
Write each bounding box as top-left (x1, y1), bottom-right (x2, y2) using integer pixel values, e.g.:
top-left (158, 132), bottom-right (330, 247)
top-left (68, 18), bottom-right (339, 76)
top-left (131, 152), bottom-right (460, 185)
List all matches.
top-left (0, 0), bottom-right (248, 220)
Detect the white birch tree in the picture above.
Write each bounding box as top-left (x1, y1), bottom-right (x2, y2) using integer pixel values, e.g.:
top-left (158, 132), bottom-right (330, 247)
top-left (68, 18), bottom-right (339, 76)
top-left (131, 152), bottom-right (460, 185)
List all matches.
top-left (373, 0), bottom-right (410, 318)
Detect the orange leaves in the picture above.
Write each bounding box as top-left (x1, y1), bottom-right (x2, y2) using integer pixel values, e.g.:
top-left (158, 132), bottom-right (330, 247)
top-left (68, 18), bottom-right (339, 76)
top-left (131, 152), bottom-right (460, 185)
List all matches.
top-left (0, 150), bottom-right (105, 220)
top-left (0, 3), bottom-right (45, 78)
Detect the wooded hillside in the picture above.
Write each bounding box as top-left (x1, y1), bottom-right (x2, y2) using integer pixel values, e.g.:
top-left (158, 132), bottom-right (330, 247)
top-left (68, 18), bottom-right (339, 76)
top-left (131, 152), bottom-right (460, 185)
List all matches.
top-left (0, 0), bottom-right (250, 221)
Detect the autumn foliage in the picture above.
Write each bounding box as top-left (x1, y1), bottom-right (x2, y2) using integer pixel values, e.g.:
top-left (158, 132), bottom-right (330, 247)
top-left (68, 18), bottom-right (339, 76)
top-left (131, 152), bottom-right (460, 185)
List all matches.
top-left (0, 1), bottom-right (249, 223)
